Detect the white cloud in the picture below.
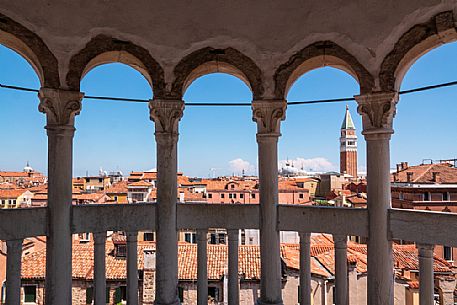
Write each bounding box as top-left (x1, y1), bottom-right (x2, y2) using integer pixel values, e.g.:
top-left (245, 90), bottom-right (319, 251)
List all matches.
top-left (229, 158), bottom-right (255, 175)
top-left (278, 157), bottom-right (336, 173)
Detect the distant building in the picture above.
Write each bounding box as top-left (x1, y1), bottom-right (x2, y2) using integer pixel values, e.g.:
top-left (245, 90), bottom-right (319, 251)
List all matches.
top-left (73, 176), bottom-right (111, 193)
top-left (340, 106), bottom-right (358, 178)
top-left (391, 161), bottom-right (457, 263)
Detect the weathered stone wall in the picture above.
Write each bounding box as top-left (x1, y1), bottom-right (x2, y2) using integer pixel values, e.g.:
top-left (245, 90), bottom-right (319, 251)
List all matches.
top-left (240, 281), bottom-right (259, 305)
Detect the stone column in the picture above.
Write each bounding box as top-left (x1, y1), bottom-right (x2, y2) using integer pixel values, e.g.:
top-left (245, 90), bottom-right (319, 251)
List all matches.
top-left (228, 229), bottom-right (240, 305)
top-left (355, 92), bottom-right (398, 305)
top-left (252, 99), bottom-right (286, 305)
top-left (39, 88), bottom-right (83, 305)
top-left (127, 232), bottom-right (139, 305)
top-left (149, 99), bottom-right (184, 305)
top-left (93, 232), bottom-right (106, 305)
top-left (333, 235), bottom-right (348, 305)
top-left (417, 244), bottom-right (434, 305)
top-left (197, 229), bottom-right (208, 305)
top-left (5, 239), bottom-right (22, 305)
top-left (299, 233), bottom-right (311, 305)
top-left (436, 277), bottom-right (456, 305)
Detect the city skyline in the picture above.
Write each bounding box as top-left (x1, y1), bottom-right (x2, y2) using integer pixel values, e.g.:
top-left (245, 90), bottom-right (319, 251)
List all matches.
top-left (1, 42), bottom-right (457, 177)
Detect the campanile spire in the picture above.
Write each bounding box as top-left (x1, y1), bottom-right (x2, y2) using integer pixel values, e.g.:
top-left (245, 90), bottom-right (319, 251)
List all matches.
top-left (340, 106), bottom-right (358, 178)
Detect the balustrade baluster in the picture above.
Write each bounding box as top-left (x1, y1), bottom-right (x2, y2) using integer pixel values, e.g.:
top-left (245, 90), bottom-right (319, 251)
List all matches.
top-left (197, 229), bottom-right (208, 305)
top-left (5, 239), bottom-right (22, 305)
top-left (94, 232), bottom-right (106, 305)
top-left (228, 229), bottom-right (239, 305)
top-left (417, 244), bottom-right (434, 305)
top-left (126, 232), bottom-right (139, 305)
top-left (299, 233), bottom-right (311, 305)
top-left (334, 235), bottom-right (348, 305)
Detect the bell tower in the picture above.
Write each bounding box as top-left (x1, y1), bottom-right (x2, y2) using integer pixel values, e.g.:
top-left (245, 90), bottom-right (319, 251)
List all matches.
top-left (340, 105), bottom-right (358, 178)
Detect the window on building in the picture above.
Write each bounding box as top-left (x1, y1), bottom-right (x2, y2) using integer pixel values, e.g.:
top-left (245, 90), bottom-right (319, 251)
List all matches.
top-left (241, 230), bottom-right (246, 245)
top-left (399, 192), bottom-right (404, 200)
top-left (299, 193), bottom-right (304, 199)
top-left (184, 232), bottom-right (195, 243)
top-left (115, 244), bottom-right (127, 257)
top-left (233, 193), bottom-right (237, 199)
top-left (423, 192), bottom-right (430, 201)
top-left (86, 287), bottom-right (93, 304)
top-left (178, 287), bottom-right (184, 303)
top-left (210, 233), bottom-right (217, 244)
top-left (221, 194), bottom-right (225, 199)
top-left (208, 287), bottom-right (220, 301)
top-left (24, 285), bottom-right (37, 303)
top-left (144, 232), bottom-right (154, 241)
top-left (332, 286), bottom-right (336, 305)
top-left (131, 193), bottom-right (144, 202)
top-left (218, 233), bottom-right (226, 244)
top-left (444, 246), bottom-right (453, 261)
top-left (79, 233), bottom-right (90, 242)
top-left (443, 192), bottom-right (449, 201)
top-left (208, 193), bottom-right (212, 199)
top-left (99, 178), bottom-right (103, 183)
top-left (1, 281), bottom-right (6, 304)
top-left (85, 178), bottom-right (90, 183)
top-left (106, 288), bottom-right (110, 303)
top-left (251, 193), bottom-right (256, 199)
top-left (240, 193), bottom-right (244, 199)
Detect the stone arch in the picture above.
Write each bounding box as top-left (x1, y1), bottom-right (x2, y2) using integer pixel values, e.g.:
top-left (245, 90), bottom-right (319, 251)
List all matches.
top-left (66, 34), bottom-right (165, 97)
top-left (171, 47), bottom-right (264, 100)
top-left (379, 11), bottom-right (457, 92)
top-left (0, 12), bottom-right (60, 88)
top-left (274, 41), bottom-right (374, 99)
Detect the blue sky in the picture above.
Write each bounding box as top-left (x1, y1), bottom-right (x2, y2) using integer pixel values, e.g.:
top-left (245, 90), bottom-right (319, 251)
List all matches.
top-left (0, 43), bottom-right (457, 177)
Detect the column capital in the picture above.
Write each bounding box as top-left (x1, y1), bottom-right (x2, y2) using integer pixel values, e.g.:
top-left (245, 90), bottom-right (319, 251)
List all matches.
top-left (252, 99), bottom-right (286, 137)
top-left (149, 99), bottom-right (184, 136)
top-left (38, 88), bottom-right (84, 127)
top-left (354, 92), bottom-right (398, 138)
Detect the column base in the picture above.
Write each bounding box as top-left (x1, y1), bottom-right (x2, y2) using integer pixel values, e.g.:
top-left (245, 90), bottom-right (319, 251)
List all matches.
top-left (154, 299), bottom-right (181, 305)
top-left (256, 298), bottom-right (284, 305)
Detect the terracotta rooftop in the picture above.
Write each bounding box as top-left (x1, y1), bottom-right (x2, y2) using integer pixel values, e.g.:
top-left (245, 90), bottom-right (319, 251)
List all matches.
top-left (21, 234), bottom-right (454, 282)
top-left (128, 181), bottom-right (152, 187)
top-left (105, 180), bottom-right (128, 194)
top-left (0, 188), bottom-right (29, 199)
top-left (0, 171), bottom-right (29, 177)
top-left (393, 163), bottom-right (457, 184)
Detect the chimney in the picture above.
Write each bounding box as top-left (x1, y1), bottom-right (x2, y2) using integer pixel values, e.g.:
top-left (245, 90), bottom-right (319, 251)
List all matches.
top-left (406, 172), bottom-right (413, 183)
top-left (404, 162), bottom-right (409, 169)
top-left (143, 249), bottom-right (156, 304)
top-left (396, 164), bottom-right (402, 173)
top-left (432, 172), bottom-right (441, 183)
top-left (393, 173), bottom-right (399, 182)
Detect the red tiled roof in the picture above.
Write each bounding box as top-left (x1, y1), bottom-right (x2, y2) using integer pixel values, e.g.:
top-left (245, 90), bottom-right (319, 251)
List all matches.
top-left (0, 171), bottom-right (28, 177)
top-left (105, 181), bottom-right (128, 194)
top-left (128, 181), bottom-right (152, 187)
top-left (393, 163), bottom-right (457, 184)
top-left (0, 189), bottom-right (28, 199)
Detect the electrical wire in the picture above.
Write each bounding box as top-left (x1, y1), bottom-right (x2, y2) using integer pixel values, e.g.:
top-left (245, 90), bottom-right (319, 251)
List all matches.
top-left (1, 79), bottom-right (457, 107)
